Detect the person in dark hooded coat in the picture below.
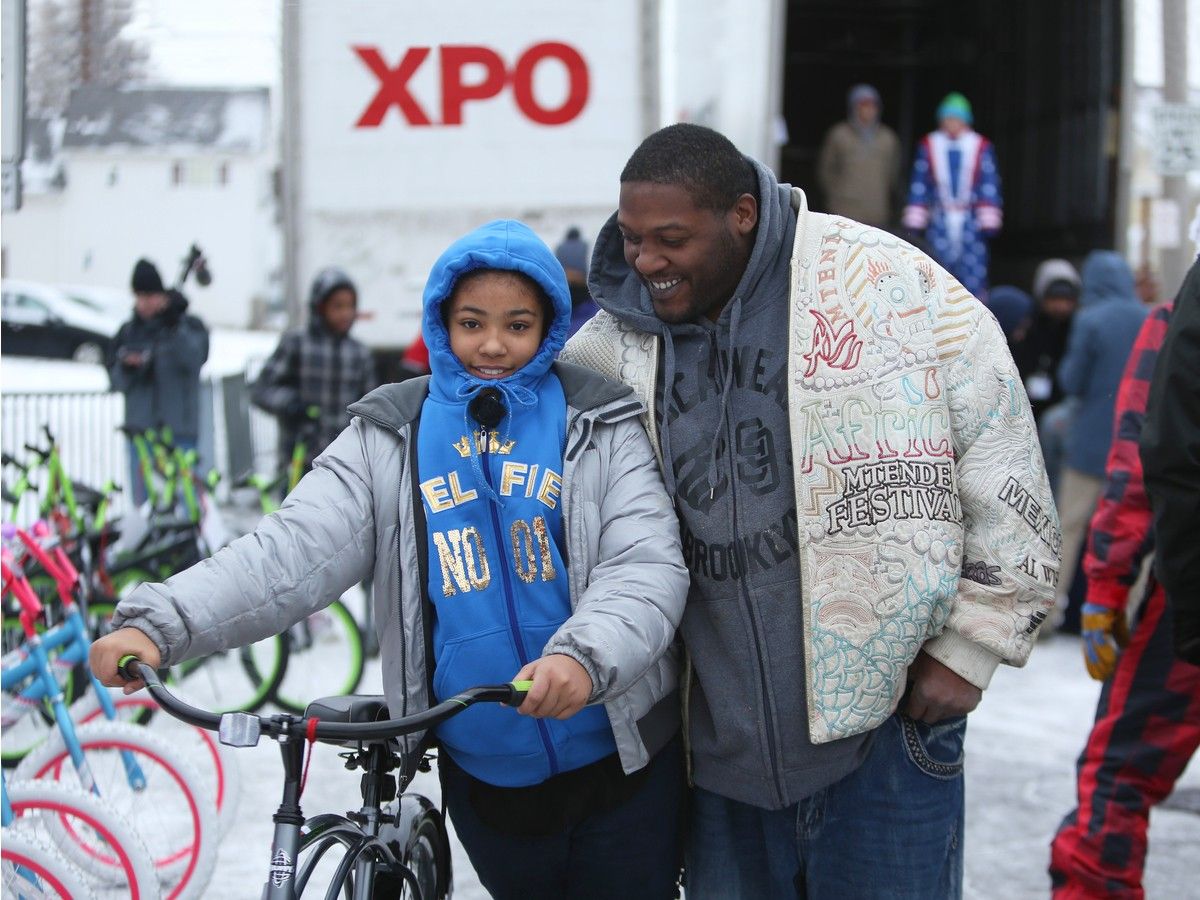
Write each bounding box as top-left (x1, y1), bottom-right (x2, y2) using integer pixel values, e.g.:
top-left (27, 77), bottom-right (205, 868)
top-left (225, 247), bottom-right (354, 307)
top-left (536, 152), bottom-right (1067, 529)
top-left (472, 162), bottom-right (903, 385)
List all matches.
top-left (251, 267), bottom-right (378, 475)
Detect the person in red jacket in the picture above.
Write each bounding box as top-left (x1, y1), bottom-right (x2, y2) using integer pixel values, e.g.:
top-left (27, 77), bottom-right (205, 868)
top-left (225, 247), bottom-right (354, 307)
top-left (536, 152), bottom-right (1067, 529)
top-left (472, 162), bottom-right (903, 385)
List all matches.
top-left (1049, 302), bottom-right (1200, 899)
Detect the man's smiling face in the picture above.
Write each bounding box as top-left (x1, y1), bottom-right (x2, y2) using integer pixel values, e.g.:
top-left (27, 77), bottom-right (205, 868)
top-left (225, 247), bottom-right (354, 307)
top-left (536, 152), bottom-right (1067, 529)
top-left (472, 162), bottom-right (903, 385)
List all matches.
top-left (617, 181), bottom-right (758, 325)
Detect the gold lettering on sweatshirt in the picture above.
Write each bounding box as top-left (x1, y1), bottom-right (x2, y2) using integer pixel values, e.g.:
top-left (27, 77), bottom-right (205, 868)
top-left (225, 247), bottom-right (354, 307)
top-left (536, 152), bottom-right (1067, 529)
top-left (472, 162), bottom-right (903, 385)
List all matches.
top-left (510, 516), bottom-right (557, 585)
top-left (433, 527), bottom-right (492, 596)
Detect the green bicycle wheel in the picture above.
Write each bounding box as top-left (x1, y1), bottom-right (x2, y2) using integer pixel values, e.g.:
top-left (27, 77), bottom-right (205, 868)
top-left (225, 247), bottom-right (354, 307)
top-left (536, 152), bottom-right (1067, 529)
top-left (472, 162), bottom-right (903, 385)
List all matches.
top-left (168, 632), bottom-right (289, 715)
top-left (272, 598), bottom-right (365, 715)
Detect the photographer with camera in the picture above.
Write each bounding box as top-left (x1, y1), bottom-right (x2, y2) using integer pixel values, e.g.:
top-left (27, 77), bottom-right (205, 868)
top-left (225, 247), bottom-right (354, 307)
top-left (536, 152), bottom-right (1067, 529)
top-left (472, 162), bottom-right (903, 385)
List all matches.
top-left (108, 256), bottom-right (210, 504)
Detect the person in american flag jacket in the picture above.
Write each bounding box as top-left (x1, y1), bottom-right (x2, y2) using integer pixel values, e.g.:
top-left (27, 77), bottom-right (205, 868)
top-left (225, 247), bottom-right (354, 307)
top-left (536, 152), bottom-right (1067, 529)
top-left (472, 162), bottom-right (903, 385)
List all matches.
top-left (1049, 298), bottom-right (1200, 899)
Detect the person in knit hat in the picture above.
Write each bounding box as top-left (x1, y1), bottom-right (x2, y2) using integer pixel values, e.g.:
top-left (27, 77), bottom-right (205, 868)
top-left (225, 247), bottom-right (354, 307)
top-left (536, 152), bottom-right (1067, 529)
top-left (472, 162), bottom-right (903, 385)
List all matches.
top-left (816, 83), bottom-right (902, 229)
top-left (109, 257), bottom-right (209, 504)
top-left (903, 92), bottom-right (1004, 298)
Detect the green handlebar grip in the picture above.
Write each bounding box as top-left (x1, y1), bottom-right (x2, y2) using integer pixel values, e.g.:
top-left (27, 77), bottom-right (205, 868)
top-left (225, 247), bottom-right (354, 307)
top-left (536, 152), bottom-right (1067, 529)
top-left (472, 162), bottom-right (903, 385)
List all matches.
top-left (117, 654), bottom-right (139, 680)
top-left (508, 679), bottom-right (533, 705)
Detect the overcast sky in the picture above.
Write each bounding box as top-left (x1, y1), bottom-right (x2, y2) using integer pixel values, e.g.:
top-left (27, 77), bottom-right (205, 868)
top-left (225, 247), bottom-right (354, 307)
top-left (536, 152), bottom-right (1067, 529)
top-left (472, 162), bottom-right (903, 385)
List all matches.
top-left (128, 0), bottom-right (279, 88)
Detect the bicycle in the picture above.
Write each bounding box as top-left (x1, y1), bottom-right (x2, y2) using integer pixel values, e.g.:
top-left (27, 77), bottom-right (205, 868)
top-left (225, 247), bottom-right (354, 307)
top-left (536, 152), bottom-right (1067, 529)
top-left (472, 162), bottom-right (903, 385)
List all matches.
top-left (234, 417), bottom-right (367, 714)
top-left (120, 655), bottom-right (533, 900)
top-left (2, 823), bottom-right (97, 899)
top-left (1, 539), bottom-right (217, 900)
top-left (3, 770), bottom-right (160, 898)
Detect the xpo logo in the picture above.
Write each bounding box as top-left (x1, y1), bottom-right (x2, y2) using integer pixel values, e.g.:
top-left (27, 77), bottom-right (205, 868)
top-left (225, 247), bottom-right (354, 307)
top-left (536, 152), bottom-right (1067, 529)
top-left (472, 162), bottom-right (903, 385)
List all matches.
top-left (353, 43), bottom-right (590, 128)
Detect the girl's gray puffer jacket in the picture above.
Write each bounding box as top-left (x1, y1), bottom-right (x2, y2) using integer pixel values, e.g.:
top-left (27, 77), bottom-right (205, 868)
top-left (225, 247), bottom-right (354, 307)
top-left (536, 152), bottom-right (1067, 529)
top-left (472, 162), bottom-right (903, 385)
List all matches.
top-left (112, 362), bottom-right (688, 774)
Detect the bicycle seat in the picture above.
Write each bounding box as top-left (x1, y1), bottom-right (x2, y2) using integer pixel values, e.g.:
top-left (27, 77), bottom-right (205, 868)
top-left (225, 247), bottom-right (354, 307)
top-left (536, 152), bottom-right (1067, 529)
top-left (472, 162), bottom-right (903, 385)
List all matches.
top-left (71, 481), bottom-right (106, 509)
top-left (305, 694), bottom-right (389, 725)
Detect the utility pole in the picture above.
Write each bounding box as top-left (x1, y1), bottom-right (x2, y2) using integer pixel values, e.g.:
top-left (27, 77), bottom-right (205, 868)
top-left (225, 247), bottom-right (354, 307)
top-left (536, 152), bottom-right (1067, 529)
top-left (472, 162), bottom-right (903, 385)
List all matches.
top-left (1159, 0), bottom-right (1191, 295)
top-left (79, 0), bottom-right (92, 84)
top-left (281, 0), bottom-right (302, 328)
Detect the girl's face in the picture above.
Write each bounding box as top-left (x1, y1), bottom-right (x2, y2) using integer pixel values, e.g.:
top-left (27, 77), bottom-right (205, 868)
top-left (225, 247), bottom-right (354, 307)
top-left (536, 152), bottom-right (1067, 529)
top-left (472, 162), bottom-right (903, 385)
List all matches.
top-left (446, 273), bottom-right (545, 380)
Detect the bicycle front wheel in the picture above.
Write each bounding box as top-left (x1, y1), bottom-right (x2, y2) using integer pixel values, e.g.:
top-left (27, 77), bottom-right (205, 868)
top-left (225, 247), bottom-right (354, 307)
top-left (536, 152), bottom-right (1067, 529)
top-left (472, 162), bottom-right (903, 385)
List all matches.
top-left (166, 631), bottom-right (288, 715)
top-left (272, 598), bottom-right (364, 715)
top-left (1, 827), bottom-right (98, 900)
top-left (12, 720), bottom-right (217, 900)
top-left (70, 685), bottom-right (241, 838)
top-left (6, 777), bottom-right (161, 899)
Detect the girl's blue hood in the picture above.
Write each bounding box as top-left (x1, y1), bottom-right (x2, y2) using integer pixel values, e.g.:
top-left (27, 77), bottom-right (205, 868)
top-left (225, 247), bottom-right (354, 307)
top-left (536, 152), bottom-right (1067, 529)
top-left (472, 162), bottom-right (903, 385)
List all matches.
top-left (422, 220), bottom-right (572, 400)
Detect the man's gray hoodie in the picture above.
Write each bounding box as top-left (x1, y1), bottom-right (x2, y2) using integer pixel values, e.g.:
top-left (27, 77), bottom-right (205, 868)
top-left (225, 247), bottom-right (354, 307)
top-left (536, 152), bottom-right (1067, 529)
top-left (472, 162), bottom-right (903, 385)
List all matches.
top-left (588, 161), bottom-right (871, 809)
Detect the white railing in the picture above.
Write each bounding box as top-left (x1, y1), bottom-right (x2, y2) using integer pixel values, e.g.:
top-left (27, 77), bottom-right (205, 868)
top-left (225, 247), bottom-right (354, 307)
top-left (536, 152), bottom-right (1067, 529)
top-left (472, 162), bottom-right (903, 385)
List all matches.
top-left (2, 372), bottom-right (279, 525)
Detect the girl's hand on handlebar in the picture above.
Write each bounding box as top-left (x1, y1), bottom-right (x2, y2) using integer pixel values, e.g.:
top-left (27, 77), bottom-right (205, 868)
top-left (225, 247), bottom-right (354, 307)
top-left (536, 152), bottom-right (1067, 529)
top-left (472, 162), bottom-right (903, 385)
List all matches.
top-left (89, 627), bottom-right (162, 693)
top-left (513, 654), bottom-right (592, 720)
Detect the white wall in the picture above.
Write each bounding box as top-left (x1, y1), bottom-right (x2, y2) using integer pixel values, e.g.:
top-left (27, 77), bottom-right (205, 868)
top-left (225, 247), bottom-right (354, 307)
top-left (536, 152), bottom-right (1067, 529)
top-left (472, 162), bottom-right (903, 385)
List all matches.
top-left (664, 0), bottom-right (783, 166)
top-left (294, 0), bottom-right (645, 347)
top-left (3, 150), bottom-right (279, 328)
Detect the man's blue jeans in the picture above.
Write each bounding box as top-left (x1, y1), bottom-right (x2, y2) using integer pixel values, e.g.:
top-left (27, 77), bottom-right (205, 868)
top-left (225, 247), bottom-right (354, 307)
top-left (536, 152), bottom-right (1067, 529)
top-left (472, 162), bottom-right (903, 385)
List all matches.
top-left (685, 712), bottom-right (966, 899)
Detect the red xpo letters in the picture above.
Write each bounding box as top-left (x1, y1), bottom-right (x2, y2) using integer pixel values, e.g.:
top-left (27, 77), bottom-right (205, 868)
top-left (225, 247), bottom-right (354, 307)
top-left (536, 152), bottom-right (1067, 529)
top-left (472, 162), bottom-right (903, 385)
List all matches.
top-left (353, 43), bottom-right (590, 128)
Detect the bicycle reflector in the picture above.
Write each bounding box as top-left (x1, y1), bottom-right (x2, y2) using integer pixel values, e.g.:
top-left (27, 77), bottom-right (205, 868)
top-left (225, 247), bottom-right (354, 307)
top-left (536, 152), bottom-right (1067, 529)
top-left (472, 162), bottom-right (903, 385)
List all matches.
top-left (219, 712), bottom-right (262, 748)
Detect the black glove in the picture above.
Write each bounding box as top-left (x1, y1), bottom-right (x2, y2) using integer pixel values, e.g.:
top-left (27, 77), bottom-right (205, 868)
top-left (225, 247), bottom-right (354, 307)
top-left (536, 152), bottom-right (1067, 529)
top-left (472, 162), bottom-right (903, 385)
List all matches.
top-left (159, 289), bottom-right (188, 327)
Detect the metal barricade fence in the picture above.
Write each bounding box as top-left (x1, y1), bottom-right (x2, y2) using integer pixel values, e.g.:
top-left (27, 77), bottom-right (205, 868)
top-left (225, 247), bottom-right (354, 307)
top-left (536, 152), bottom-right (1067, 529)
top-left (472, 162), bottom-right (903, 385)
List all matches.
top-left (1, 389), bottom-right (129, 523)
top-left (2, 370), bottom-right (279, 526)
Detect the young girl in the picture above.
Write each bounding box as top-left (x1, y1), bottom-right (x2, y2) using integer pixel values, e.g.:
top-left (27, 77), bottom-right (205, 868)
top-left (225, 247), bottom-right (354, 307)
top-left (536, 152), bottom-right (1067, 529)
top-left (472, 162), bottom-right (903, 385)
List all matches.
top-left (91, 220), bottom-right (688, 899)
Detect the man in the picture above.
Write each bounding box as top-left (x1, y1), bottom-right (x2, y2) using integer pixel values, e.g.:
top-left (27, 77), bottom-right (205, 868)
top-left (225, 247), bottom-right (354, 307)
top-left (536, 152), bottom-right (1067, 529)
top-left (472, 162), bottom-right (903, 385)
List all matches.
top-left (903, 92), bottom-right (1003, 298)
top-left (817, 83), bottom-right (902, 229)
top-left (562, 123), bottom-right (1058, 897)
top-left (109, 258), bottom-right (210, 504)
top-left (1050, 300), bottom-right (1200, 899)
top-left (1143, 256), bottom-right (1200, 665)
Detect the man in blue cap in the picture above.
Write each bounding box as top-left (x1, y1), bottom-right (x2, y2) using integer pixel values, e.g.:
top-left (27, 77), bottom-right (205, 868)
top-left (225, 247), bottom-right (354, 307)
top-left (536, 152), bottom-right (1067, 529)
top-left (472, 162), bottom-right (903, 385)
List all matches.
top-left (903, 92), bottom-right (1004, 298)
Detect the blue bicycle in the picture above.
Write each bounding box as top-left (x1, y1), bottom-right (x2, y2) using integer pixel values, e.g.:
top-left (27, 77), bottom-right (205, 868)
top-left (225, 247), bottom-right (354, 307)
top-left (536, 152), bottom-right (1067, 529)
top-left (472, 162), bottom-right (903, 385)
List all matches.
top-left (1, 528), bottom-right (216, 900)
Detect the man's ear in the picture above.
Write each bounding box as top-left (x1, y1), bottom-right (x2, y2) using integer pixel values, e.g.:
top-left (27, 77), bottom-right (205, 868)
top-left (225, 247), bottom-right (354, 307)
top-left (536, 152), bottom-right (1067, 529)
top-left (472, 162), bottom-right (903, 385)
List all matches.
top-left (731, 193), bottom-right (758, 236)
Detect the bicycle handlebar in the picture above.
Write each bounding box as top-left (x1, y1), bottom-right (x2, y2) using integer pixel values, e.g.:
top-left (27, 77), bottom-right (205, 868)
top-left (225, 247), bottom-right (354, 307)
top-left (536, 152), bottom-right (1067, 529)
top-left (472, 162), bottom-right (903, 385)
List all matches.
top-left (119, 657), bottom-right (532, 745)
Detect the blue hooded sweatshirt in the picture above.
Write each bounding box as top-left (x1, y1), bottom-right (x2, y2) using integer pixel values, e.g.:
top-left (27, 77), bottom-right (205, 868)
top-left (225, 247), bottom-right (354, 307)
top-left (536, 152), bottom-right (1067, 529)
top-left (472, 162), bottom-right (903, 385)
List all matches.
top-left (417, 220), bottom-right (616, 787)
top-left (1058, 250), bottom-right (1149, 477)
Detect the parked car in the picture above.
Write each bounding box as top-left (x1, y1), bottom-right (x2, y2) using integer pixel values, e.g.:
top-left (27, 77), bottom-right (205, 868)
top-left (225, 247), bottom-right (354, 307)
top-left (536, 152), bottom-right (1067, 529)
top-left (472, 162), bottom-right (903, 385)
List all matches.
top-left (57, 283), bottom-right (134, 323)
top-left (1, 280), bottom-right (116, 364)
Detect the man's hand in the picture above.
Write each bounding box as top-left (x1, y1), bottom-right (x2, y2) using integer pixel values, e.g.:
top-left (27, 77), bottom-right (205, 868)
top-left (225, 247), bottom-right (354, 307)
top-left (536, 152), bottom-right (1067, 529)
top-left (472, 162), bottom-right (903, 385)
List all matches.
top-left (89, 627), bottom-right (162, 694)
top-left (513, 654), bottom-right (593, 720)
top-left (1081, 602), bottom-right (1130, 681)
top-left (903, 651), bottom-right (982, 722)
top-left (120, 349), bottom-right (148, 368)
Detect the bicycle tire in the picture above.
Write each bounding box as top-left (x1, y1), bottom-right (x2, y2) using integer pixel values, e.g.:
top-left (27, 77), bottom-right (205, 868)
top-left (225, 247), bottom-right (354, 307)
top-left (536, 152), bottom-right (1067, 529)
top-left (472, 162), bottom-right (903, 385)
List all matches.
top-left (167, 631), bottom-right (288, 714)
top-left (69, 685), bottom-right (241, 838)
top-left (1, 826), bottom-right (98, 900)
top-left (98, 568), bottom-right (289, 715)
top-left (272, 598), bottom-right (365, 715)
top-left (376, 794), bottom-right (453, 900)
top-left (12, 719), bottom-right (217, 900)
top-left (6, 777), bottom-right (161, 899)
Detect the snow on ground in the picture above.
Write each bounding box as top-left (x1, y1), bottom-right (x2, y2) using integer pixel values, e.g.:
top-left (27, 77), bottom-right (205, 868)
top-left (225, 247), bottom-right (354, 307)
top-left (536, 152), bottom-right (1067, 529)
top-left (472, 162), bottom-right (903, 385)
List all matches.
top-left (200, 617), bottom-right (1200, 900)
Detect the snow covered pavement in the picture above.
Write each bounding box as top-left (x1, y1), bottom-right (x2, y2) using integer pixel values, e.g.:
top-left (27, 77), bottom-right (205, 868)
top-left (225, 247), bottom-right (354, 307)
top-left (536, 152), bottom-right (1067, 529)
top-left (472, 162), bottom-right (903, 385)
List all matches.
top-left (202, 631), bottom-right (1199, 898)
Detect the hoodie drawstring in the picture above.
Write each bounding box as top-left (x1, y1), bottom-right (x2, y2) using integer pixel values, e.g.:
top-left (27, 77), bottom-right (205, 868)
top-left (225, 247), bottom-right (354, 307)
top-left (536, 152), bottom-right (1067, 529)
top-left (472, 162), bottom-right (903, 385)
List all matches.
top-left (658, 330), bottom-right (680, 497)
top-left (455, 379), bottom-right (538, 504)
top-left (704, 297), bottom-right (743, 500)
